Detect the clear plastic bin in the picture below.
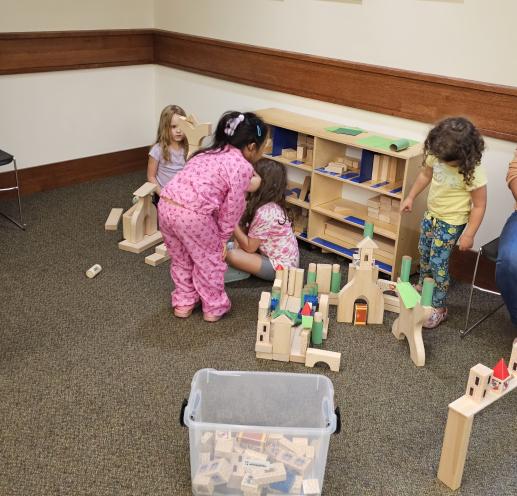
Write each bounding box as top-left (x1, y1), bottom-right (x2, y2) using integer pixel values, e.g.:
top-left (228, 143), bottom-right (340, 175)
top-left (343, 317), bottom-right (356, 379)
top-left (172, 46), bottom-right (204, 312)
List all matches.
top-left (181, 369), bottom-right (340, 495)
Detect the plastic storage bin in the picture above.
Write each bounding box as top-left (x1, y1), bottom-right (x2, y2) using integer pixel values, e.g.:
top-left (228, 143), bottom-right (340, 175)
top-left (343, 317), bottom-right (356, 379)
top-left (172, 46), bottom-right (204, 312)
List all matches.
top-left (181, 369), bottom-right (340, 495)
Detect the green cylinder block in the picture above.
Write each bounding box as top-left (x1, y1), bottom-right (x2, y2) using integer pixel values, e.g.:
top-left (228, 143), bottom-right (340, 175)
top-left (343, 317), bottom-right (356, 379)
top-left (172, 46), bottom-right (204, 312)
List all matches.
top-left (422, 278), bottom-right (434, 307)
top-left (307, 271), bottom-right (316, 284)
top-left (363, 222), bottom-right (374, 239)
top-left (400, 256), bottom-right (411, 283)
top-left (330, 271), bottom-right (341, 293)
top-left (311, 320), bottom-right (323, 345)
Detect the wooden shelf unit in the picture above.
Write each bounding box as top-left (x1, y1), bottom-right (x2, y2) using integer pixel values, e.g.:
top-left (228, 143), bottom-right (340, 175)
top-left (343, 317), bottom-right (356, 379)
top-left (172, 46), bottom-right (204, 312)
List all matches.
top-left (257, 108), bottom-right (427, 280)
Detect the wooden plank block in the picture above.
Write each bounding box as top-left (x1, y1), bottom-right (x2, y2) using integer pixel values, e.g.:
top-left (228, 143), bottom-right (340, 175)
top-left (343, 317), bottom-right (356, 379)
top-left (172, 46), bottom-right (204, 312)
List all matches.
top-left (155, 243), bottom-right (168, 256)
top-left (145, 252), bottom-right (170, 266)
top-left (118, 231), bottom-right (163, 254)
top-left (104, 208), bottom-right (123, 231)
top-left (133, 181), bottom-right (157, 198)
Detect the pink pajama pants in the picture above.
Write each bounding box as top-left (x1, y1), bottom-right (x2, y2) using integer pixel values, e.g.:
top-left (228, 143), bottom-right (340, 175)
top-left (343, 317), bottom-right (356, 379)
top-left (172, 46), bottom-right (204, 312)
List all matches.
top-left (157, 202), bottom-right (230, 316)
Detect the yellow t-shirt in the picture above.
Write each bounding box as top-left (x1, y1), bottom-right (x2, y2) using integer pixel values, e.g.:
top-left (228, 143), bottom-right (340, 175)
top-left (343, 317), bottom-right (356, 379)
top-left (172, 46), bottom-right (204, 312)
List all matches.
top-left (426, 155), bottom-right (487, 225)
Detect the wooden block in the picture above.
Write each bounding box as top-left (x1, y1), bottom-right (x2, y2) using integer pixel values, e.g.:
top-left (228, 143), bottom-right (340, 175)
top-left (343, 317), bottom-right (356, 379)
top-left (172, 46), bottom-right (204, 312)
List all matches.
top-left (315, 264), bottom-right (332, 294)
top-left (287, 267), bottom-right (297, 296)
top-left (372, 154), bottom-right (381, 181)
top-left (255, 342), bottom-right (273, 354)
top-left (256, 351), bottom-right (273, 360)
top-left (133, 181), bottom-right (157, 198)
top-left (294, 268), bottom-right (304, 298)
top-left (215, 438), bottom-right (234, 461)
top-left (155, 243), bottom-right (168, 255)
top-left (297, 146), bottom-right (306, 161)
top-left (305, 149), bottom-right (313, 164)
top-left (299, 176), bottom-right (311, 202)
top-left (379, 155), bottom-right (390, 181)
top-left (388, 156), bottom-right (398, 182)
top-left (118, 231), bottom-right (163, 254)
top-left (105, 208), bottom-right (124, 230)
top-left (303, 478), bottom-right (321, 495)
top-left (272, 353), bottom-right (290, 362)
top-left (282, 148), bottom-right (297, 161)
top-left (379, 213), bottom-right (391, 223)
top-left (144, 252), bottom-right (170, 266)
top-left (305, 348), bottom-right (341, 372)
top-left (367, 195), bottom-right (381, 208)
top-left (379, 194), bottom-right (392, 206)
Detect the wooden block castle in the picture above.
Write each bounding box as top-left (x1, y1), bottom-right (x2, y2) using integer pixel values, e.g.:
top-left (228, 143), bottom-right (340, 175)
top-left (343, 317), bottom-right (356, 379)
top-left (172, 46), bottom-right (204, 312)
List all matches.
top-left (255, 263), bottom-right (341, 372)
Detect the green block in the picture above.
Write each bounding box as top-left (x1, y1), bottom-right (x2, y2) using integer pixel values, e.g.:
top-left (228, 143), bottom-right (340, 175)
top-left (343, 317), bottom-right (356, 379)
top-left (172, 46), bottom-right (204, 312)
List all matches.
top-left (330, 271), bottom-right (341, 293)
top-left (302, 315), bottom-right (314, 329)
top-left (421, 278), bottom-right (435, 307)
top-left (397, 281), bottom-right (421, 309)
top-left (307, 271), bottom-right (316, 284)
top-left (311, 320), bottom-right (323, 345)
top-left (400, 256), bottom-right (412, 283)
top-left (363, 222), bottom-right (374, 239)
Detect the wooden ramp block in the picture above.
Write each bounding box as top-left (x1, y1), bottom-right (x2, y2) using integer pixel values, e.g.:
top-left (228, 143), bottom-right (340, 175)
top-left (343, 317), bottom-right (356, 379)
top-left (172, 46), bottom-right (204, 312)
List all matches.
top-left (105, 208), bottom-right (123, 231)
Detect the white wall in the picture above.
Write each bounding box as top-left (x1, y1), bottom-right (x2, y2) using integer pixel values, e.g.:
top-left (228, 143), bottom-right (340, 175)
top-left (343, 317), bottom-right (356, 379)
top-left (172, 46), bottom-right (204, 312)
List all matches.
top-left (0, 66), bottom-right (156, 168)
top-left (0, 0), bottom-right (154, 31)
top-left (0, 1), bottom-right (156, 169)
top-left (154, 0), bottom-right (517, 87)
top-left (155, 65), bottom-right (516, 247)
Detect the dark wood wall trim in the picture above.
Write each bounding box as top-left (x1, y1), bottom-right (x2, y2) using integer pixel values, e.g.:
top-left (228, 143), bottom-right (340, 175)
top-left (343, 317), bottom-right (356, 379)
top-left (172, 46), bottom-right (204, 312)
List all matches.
top-left (154, 30), bottom-right (517, 143)
top-left (1, 29), bottom-right (516, 142)
top-left (0, 30), bottom-right (154, 75)
top-left (0, 147), bottom-right (148, 197)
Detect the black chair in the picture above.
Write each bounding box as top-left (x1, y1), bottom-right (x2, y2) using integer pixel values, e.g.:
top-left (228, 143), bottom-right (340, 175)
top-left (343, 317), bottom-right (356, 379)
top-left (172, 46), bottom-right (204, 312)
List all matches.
top-left (461, 237), bottom-right (503, 337)
top-left (0, 149), bottom-right (25, 229)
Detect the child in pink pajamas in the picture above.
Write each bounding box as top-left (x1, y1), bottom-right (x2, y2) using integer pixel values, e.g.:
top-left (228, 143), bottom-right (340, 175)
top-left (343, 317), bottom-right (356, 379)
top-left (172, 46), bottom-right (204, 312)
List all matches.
top-left (157, 111), bottom-right (269, 322)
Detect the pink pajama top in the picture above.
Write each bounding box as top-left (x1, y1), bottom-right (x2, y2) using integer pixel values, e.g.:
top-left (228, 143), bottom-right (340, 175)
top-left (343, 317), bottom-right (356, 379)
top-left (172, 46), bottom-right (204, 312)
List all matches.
top-left (160, 145), bottom-right (254, 242)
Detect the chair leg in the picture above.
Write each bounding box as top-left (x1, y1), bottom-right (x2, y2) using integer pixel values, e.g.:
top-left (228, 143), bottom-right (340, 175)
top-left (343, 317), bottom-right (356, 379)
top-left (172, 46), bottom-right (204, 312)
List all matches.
top-left (460, 302), bottom-right (505, 338)
top-left (461, 249), bottom-right (481, 337)
top-left (0, 157), bottom-right (25, 230)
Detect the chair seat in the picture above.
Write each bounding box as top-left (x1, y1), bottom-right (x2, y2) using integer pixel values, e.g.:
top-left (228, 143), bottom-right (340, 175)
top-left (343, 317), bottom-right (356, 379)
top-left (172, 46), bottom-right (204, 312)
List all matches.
top-left (481, 237), bottom-right (499, 263)
top-left (0, 149), bottom-right (14, 167)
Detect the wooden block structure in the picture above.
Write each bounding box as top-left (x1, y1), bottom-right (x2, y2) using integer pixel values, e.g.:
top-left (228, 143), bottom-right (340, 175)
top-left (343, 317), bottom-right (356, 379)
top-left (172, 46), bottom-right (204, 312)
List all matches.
top-left (371, 154), bottom-right (399, 184)
top-left (177, 114), bottom-right (212, 158)
top-left (437, 342), bottom-right (517, 490)
top-left (145, 243), bottom-right (170, 266)
top-left (337, 223), bottom-right (385, 324)
top-left (255, 263), bottom-right (341, 371)
top-left (367, 194), bottom-right (400, 225)
top-left (118, 182), bottom-right (163, 253)
top-left (281, 148), bottom-right (297, 161)
top-left (391, 257), bottom-right (434, 367)
top-left (104, 207), bottom-right (123, 231)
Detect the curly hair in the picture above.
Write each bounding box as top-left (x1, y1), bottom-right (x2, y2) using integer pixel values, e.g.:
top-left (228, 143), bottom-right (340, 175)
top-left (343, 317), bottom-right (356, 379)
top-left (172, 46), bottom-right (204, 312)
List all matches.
top-left (240, 159), bottom-right (292, 231)
top-left (423, 117), bottom-right (484, 186)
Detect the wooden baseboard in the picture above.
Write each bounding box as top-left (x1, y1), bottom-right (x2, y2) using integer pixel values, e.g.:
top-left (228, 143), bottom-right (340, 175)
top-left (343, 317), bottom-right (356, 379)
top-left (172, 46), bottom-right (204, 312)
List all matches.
top-left (449, 247), bottom-right (498, 292)
top-left (0, 146), bottom-right (148, 197)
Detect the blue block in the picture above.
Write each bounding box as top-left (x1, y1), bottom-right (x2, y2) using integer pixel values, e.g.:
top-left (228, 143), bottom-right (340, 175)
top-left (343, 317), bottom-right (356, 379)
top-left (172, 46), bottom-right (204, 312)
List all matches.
top-left (341, 172), bottom-right (359, 180)
top-left (271, 298), bottom-right (279, 311)
top-left (272, 126), bottom-right (298, 157)
top-left (303, 295), bottom-right (319, 308)
top-left (390, 187), bottom-right (402, 194)
top-left (299, 232), bottom-right (308, 239)
top-left (372, 181), bottom-right (390, 188)
top-left (359, 149), bottom-right (375, 182)
top-left (291, 160), bottom-right (304, 165)
top-left (375, 260), bottom-right (393, 273)
top-left (313, 237), bottom-right (357, 257)
top-left (345, 215), bottom-right (365, 226)
top-left (270, 471), bottom-right (296, 493)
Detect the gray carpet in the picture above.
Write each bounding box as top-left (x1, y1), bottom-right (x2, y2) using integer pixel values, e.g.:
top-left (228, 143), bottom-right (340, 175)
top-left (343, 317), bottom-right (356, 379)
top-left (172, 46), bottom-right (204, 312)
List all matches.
top-left (1, 171), bottom-right (516, 496)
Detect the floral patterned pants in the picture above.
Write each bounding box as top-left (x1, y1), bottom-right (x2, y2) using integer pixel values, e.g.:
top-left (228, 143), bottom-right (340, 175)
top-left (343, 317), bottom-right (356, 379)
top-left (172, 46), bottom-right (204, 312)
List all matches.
top-left (418, 212), bottom-right (466, 308)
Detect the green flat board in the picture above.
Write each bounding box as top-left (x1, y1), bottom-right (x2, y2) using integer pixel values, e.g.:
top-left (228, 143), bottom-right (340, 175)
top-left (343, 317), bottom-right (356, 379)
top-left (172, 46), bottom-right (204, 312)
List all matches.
top-left (325, 126), bottom-right (364, 136)
top-left (356, 135), bottom-right (419, 152)
top-left (396, 281), bottom-right (421, 309)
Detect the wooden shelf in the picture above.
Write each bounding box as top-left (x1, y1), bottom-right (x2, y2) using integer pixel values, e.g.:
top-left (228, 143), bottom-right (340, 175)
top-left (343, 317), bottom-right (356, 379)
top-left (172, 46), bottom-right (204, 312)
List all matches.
top-left (312, 198), bottom-right (398, 240)
top-left (258, 108), bottom-right (426, 280)
top-left (264, 153), bottom-right (313, 172)
top-left (314, 168), bottom-right (402, 199)
top-left (286, 180), bottom-right (310, 209)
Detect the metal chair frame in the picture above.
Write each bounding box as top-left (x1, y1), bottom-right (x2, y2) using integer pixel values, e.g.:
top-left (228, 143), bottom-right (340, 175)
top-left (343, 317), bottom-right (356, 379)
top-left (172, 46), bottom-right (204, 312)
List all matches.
top-left (0, 151), bottom-right (25, 230)
top-left (461, 244), bottom-right (503, 337)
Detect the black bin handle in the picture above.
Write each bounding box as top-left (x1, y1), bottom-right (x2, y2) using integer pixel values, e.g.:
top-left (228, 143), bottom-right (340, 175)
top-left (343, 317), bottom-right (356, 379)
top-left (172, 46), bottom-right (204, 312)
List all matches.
top-left (334, 407), bottom-right (341, 434)
top-left (179, 398), bottom-right (188, 427)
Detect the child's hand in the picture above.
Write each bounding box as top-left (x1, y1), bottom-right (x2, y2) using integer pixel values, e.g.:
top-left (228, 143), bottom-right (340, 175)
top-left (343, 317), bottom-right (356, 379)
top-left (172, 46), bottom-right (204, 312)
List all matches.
top-left (458, 234), bottom-right (474, 251)
top-left (246, 171), bottom-right (262, 193)
top-left (400, 197), bottom-right (413, 213)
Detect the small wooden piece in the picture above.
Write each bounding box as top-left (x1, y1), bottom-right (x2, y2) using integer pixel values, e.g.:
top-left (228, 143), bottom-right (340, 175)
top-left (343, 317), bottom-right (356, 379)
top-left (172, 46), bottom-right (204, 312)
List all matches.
top-left (104, 208), bottom-right (123, 231)
top-left (305, 348), bottom-right (341, 372)
top-left (177, 114), bottom-right (212, 158)
top-left (303, 478), bottom-right (321, 496)
top-left (316, 263), bottom-right (332, 294)
top-left (86, 264), bottom-right (102, 278)
top-left (299, 176), bottom-right (311, 202)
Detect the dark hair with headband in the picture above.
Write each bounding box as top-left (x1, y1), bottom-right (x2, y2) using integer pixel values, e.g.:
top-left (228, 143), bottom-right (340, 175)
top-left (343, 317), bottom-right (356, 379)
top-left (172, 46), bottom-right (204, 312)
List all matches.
top-left (190, 111), bottom-right (269, 159)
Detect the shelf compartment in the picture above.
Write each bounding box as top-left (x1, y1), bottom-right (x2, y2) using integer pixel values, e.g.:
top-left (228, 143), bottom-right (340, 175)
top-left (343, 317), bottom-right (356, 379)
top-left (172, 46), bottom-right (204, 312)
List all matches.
top-left (311, 198), bottom-right (398, 240)
top-left (314, 168), bottom-right (402, 198)
top-left (285, 180), bottom-right (310, 209)
top-left (265, 153), bottom-right (313, 172)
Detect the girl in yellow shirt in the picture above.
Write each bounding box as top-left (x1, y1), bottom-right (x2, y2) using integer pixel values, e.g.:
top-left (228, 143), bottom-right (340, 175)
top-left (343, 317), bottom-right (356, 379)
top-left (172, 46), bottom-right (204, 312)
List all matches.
top-left (400, 117), bottom-right (487, 328)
